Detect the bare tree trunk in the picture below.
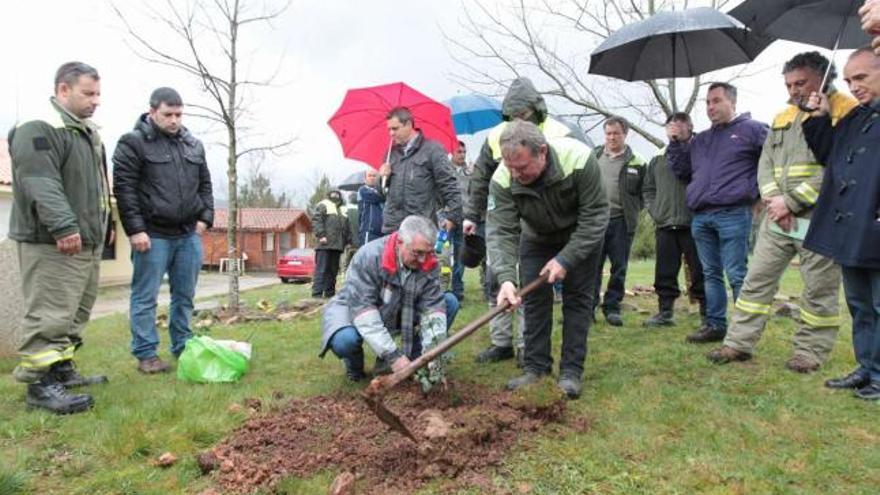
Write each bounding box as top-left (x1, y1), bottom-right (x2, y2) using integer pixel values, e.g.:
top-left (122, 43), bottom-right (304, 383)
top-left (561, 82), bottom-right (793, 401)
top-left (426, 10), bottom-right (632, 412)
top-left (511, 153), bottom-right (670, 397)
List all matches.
top-left (226, 0), bottom-right (241, 310)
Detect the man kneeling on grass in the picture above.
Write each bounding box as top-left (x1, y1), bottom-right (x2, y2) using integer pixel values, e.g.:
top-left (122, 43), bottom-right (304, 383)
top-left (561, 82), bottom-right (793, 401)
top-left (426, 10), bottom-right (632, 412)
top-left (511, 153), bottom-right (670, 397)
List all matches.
top-left (318, 215), bottom-right (460, 386)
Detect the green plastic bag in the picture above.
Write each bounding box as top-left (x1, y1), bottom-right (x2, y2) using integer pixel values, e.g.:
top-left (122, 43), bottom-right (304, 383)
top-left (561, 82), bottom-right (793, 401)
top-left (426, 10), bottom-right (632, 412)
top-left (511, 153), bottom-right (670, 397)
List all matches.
top-left (177, 336), bottom-right (250, 383)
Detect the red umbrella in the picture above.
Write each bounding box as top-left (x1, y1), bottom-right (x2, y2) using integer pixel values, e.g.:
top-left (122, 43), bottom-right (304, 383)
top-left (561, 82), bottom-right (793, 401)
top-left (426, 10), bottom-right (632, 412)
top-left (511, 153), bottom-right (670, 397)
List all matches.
top-left (328, 82), bottom-right (458, 170)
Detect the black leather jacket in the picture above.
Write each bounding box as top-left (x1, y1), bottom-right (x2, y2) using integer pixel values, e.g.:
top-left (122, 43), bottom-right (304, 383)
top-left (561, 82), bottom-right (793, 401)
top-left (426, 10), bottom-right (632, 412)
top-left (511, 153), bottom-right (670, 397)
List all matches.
top-left (112, 114), bottom-right (214, 238)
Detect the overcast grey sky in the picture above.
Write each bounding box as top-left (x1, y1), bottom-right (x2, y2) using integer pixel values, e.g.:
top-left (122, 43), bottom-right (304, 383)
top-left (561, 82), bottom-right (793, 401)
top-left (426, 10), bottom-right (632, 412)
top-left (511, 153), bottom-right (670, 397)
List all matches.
top-left (0, 0), bottom-right (854, 204)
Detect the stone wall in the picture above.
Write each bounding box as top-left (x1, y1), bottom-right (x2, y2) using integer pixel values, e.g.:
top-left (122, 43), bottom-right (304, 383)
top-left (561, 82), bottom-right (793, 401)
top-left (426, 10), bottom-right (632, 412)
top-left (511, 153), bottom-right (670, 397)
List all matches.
top-left (0, 239), bottom-right (23, 356)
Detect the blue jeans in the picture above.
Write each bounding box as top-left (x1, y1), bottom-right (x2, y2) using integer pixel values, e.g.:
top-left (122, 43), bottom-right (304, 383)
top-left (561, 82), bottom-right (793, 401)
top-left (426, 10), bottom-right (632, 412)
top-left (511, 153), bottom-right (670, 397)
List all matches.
top-left (449, 226), bottom-right (465, 299)
top-left (328, 292), bottom-right (460, 373)
top-left (129, 233), bottom-right (203, 360)
top-left (691, 206), bottom-right (752, 330)
top-left (841, 267), bottom-right (880, 382)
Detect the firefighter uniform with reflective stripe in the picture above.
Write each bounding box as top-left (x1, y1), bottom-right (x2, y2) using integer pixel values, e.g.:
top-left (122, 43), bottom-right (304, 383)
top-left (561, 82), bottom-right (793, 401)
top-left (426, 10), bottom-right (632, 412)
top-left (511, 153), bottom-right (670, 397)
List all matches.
top-left (723, 90), bottom-right (857, 365)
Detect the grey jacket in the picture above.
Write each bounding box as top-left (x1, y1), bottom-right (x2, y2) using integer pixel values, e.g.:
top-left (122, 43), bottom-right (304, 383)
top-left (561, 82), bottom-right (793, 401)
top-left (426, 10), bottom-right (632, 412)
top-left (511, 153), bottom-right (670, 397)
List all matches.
top-left (381, 132), bottom-right (462, 233)
top-left (643, 149), bottom-right (692, 229)
top-left (319, 233), bottom-right (447, 361)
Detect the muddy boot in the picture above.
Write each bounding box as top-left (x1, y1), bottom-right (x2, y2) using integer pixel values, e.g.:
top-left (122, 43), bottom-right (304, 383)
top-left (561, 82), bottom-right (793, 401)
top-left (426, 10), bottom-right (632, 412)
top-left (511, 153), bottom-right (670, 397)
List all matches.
top-left (343, 355), bottom-right (366, 382)
top-left (475, 345), bottom-right (514, 363)
top-left (26, 375), bottom-right (94, 415)
top-left (506, 371), bottom-right (545, 391)
top-left (706, 345), bottom-right (752, 364)
top-left (50, 360), bottom-right (108, 388)
top-left (557, 373), bottom-right (583, 400)
top-left (644, 310), bottom-right (675, 327)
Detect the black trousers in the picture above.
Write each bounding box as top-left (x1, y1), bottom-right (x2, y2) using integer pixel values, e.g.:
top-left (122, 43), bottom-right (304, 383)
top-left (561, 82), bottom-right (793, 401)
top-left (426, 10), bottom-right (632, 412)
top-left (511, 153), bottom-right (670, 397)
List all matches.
top-left (593, 216), bottom-right (634, 314)
top-left (313, 249), bottom-right (341, 297)
top-left (520, 238), bottom-right (600, 377)
top-left (654, 226), bottom-right (705, 312)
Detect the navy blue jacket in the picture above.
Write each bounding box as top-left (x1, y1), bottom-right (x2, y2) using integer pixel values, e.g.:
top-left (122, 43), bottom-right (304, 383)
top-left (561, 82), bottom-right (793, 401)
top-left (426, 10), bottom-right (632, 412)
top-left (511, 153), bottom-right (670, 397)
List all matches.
top-left (802, 104), bottom-right (880, 269)
top-left (357, 184), bottom-right (384, 246)
top-left (667, 113), bottom-right (768, 212)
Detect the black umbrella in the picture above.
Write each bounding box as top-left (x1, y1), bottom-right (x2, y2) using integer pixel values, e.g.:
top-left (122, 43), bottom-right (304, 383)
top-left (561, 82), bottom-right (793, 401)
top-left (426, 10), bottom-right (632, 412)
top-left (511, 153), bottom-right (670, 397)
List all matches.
top-left (729, 0), bottom-right (869, 50)
top-left (589, 7), bottom-right (772, 81)
top-left (337, 170), bottom-right (366, 192)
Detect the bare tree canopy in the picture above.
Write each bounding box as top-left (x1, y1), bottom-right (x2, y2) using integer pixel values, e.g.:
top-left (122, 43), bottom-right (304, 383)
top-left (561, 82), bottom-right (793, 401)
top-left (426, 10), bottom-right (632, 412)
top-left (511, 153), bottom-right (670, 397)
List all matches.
top-left (447, 0), bottom-right (744, 147)
top-left (113, 0), bottom-right (294, 310)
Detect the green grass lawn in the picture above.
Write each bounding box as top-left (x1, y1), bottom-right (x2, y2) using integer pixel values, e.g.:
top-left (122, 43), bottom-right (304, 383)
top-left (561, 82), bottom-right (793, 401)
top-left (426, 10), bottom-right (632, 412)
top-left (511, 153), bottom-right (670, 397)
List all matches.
top-left (1, 259), bottom-right (878, 494)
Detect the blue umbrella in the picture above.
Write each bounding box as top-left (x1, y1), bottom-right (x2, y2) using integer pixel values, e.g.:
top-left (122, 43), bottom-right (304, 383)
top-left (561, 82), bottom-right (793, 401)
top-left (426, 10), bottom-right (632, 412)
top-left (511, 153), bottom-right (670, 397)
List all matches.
top-left (445, 94), bottom-right (504, 135)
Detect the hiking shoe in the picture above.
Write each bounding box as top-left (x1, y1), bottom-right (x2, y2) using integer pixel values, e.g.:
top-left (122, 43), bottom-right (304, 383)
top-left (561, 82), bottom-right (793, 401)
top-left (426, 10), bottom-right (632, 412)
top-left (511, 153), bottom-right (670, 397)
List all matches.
top-left (785, 355), bottom-right (820, 374)
top-left (706, 346), bottom-right (752, 364)
top-left (26, 376), bottom-right (93, 415)
top-left (372, 357), bottom-right (392, 377)
top-left (604, 312), bottom-right (623, 327)
top-left (50, 360), bottom-right (108, 388)
top-left (137, 357), bottom-right (170, 374)
top-left (506, 371), bottom-right (546, 391)
top-left (475, 345), bottom-right (514, 363)
top-left (557, 374), bottom-right (583, 400)
top-left (825, 370), bottom-right (870, 390)
top-left (643, 311), bottom-right (675, 327)
top-left (855, 381), bottom-right (880, 400)
top-left (686, 325), bottom-right (726, 343)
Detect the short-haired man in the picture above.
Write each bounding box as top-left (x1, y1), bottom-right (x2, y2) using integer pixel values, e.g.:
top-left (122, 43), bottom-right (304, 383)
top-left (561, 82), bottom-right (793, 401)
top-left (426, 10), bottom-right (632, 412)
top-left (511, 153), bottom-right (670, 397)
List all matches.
top-left (9, 62), bottom-right (111, 414)
top-left (490, 121), bottom-right (608, 399)
top-left (708, 52), bottom-right (857, 372)
top-left (667, 82), bottom-right (769, 343)
top-left (802, 47), bottom-right (880, 399)
top-left (113, 87), bottom-right (214, 374)
top-left (319, 215), bottom-right (460, 383)
top-left (311, 189), bottom-right (348, 298)
top-left (643, 113), bottom-right (706, 327)
top-left (592, 116), bottom-right (646, 326)
top-left (378, 107), bottom-right (462, 235)
top-left (357, 168), bottom-right (384, 245)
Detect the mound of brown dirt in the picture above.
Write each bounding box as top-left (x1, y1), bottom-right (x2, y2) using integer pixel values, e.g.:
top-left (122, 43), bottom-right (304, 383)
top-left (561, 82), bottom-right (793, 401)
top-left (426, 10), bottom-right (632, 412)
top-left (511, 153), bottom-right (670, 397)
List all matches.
top-left (206, 381), bottom-right (586, 494)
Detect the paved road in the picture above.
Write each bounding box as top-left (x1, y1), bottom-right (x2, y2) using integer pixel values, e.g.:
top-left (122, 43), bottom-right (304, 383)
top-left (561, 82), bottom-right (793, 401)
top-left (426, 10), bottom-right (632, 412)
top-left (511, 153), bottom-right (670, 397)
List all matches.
top-left (91, 272), bottom-right (281, 319)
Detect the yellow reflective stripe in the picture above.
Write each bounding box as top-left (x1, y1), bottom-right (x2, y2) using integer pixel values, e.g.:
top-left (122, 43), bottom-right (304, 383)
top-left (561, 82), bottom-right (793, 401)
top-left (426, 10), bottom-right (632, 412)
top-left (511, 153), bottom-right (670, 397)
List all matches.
top-left (791, 182), bottom-right (819, 205)
top-left (19, 346), bottom-right (74, 368)
top-left (552, 137), bottom-right (592, 176)
top-left (488, 122), bottom-right (507, 160)
top-left (735, 298), bottom-right (771, 315)
top-left (801, 309), bottom-right (840, 328)
top-left (760, 182), bottom-right (781, 196)
top-left (776, 164), bottom-right (823, 178)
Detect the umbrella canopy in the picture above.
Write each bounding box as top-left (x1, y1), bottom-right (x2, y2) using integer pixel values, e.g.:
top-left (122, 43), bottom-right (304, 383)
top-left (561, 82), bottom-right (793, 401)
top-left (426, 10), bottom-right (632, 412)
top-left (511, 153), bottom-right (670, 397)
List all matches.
top-left (338, 170), bottom-right (366, 192)
top-left (445, 94), bottom-right (503, 134)
top-left (589, 7), bottom-right (772, 81)
top-left (328, 82), bottom-right (457, 169)
top-left (730, 0), bottom-right (869, 50)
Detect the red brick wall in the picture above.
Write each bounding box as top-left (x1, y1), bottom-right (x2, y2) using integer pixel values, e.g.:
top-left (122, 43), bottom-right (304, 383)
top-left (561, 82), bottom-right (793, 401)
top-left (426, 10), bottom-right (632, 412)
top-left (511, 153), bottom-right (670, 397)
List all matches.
top-left (202, 219), bottom-right (312, 272)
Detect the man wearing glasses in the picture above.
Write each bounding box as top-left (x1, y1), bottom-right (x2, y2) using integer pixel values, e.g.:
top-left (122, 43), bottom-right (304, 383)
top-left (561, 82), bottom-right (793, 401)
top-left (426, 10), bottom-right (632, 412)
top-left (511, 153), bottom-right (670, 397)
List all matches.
top-left (318, 215), bottom-right (459, 384)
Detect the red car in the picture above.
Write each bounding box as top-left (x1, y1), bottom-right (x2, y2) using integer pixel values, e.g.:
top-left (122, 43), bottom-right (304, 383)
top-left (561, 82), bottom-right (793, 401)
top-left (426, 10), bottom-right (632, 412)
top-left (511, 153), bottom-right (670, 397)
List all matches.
top-left (277, 248), bottom-right (316, 283)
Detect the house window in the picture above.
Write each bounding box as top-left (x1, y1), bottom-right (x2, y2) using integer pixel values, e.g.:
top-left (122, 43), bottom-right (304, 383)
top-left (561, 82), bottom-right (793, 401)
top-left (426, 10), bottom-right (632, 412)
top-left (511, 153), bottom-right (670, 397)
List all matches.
top-left (298, 232), bottom-right (306, 248)
top-left (264, 232), bottom-right (275, 251)
top-left (280, 232), bottom-right (291, 250)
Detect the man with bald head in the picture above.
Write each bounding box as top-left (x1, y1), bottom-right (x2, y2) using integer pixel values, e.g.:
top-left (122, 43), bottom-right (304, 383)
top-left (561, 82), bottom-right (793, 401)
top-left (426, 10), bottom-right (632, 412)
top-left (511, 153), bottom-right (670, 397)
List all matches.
top-left (803, 47), bottom-right (880, 400)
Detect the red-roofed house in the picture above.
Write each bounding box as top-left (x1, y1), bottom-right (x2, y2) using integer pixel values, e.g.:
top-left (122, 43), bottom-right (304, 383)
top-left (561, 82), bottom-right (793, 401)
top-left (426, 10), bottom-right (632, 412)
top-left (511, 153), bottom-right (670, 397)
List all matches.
top-left (203, 208), bottom-right (312, 271)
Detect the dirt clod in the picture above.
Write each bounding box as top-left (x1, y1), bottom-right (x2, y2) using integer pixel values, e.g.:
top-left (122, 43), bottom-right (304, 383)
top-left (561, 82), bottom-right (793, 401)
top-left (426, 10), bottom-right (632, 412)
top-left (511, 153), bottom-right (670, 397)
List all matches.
top-left (243, 397), bottom-right (262, 412)
top-left (208, 381), bottom-right (587, 494)
top-left (197, 451), bottom-right (220, 475)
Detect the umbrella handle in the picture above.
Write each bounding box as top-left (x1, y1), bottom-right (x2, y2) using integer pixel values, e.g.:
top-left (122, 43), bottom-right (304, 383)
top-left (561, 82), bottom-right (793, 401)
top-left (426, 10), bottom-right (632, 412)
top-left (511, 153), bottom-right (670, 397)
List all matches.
top-left (381, 137), bottom-right (393, 192)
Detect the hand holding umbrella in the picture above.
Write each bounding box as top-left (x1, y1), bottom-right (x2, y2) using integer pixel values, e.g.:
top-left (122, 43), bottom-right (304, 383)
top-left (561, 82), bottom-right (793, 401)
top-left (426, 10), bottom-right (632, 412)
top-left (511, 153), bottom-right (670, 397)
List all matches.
top-left (859, 0), bottom-right (880, 53)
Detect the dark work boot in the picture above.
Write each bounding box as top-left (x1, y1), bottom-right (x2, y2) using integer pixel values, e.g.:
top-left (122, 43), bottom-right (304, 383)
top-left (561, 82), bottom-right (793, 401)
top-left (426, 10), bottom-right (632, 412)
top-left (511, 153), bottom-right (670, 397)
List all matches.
top-left (643, 310), bottom-right (675, 327)
top-left (604, 311), bottom-right (623, 327)
top-left (686, 324), bottom-right (726, 344)
top-left (475, 345), bottom-right (514, 363)
top-left (343, 358), bottom-right (366, 382)
top-left (506, 371), bottom-right (546, 391)
top-left (557, 372), bottom-right (583, 400)
top-left (26, 375), bottom-right (94, 415)
top-left (50, 360), bottom-right (108, 388)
